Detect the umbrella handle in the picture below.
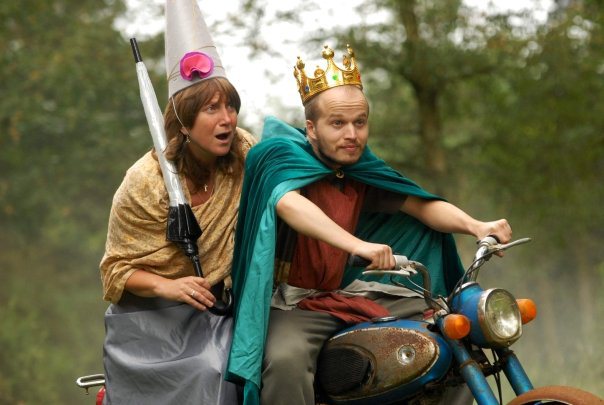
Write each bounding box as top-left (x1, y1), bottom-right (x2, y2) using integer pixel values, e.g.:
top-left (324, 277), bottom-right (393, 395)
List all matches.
top-left (209, 288), bottom-right (233, 316)
top-left (191, 255), bottom-right (233, 316)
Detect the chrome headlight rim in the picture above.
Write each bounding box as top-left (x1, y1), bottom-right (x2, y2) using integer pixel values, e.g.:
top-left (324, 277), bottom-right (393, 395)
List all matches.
top-left (477, 288), bottom-right (522, 347)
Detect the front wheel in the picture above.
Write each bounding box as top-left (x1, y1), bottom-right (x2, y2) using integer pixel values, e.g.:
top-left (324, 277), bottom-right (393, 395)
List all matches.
top-left (507, 385), bottom-right (603, 405)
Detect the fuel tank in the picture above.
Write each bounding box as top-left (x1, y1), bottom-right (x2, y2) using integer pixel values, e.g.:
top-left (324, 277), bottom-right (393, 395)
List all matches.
top-left (316, 318), bottom-right (452, 404)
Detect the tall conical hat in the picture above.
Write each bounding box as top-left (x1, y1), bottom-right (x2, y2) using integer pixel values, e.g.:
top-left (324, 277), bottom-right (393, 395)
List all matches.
top-left (165, 0), bottom-right (227, 98)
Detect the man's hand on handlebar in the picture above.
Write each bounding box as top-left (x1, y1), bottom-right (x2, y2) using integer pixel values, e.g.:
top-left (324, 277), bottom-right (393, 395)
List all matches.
top-left (474, 219), bottom-right (512, 257)
top-left (351, 241), bottom-right (396, 270)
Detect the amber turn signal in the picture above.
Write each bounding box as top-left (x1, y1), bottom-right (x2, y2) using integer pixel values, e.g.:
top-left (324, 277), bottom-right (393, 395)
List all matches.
top-left (516, 299), bottom-right (537, 324)
top-left (442, 314), bottom-right (471, 340)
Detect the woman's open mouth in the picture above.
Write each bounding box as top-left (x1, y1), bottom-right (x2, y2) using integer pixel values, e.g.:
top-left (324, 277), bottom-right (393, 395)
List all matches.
top-left (215, 131), bottom-right (232, 141)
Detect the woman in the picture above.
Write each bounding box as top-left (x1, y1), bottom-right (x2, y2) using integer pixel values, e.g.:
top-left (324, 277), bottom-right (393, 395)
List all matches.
top-left (99, 3), bottom-right (255, 403)
top-left (100, 75), bottom-right (255, 404)
top-left (101, 76), bottom-right (253, 306)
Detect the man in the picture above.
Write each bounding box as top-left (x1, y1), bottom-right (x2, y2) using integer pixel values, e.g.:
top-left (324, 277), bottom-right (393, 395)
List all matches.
top-left (226, 45), bottom-right (511, 405)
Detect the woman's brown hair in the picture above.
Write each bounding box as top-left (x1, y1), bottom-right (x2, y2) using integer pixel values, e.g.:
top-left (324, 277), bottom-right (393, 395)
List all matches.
top-left (163, 77), bottom-right (244, 192)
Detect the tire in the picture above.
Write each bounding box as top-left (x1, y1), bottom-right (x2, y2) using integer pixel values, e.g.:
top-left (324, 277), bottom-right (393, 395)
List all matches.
top-left (507, 385), bottom-right (603, 405)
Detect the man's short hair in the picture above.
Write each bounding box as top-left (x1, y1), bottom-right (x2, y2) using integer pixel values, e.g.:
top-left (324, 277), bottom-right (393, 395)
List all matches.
top-left (304, 94), bottom-right (321, 123)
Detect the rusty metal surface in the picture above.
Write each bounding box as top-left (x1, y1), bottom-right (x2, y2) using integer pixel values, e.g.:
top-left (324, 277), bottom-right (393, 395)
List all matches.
top-left (324, 326), bottom-right (439, 398)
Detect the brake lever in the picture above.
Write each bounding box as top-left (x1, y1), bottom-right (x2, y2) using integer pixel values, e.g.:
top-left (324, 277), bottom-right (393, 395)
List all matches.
top-left (479, 237), bottom-right (533, 260)
top-left (468, 237), bottom-right (532, 282)
top-left (362, 268), bottom-right (418, 277)
top-left (497, 237), bottom-right (532, 251)
top-left (362, 256), bottom-right (419, 278)
top-left (353, 254), bottom-right (418, 277)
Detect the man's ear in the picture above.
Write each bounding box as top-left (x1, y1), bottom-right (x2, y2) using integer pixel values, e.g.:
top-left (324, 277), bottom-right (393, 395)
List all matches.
top-left (306, 120), bottom-right (316, 142)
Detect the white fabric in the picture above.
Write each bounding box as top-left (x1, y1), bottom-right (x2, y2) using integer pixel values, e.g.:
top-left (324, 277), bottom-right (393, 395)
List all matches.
top-left (270, 279), bottom-right (422, 310)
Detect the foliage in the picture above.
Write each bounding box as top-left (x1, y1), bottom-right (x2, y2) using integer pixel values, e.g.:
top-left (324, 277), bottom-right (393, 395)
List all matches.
top-left (333, 0), bottom-right (536, 194)
top-left (1, 0), bottom-right (603, 402)
top-left (0, 0), bottom-right (162, 402)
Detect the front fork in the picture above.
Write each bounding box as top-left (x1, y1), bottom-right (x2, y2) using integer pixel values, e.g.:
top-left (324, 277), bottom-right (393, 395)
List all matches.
top-left (497, 348), bottom-right (534, 395)
top-left (436, 318), bottom-right (534, 405)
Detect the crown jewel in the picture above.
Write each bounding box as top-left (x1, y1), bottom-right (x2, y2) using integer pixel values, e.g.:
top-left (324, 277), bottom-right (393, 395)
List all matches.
top-left (293, 44), bottom-right (363, 104)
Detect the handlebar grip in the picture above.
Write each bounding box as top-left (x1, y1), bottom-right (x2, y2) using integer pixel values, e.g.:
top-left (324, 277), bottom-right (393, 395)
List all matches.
top-left (347, 254), bottom-right (410, 269)
top-left (347, 255), bottom-right (371, 267)
top-left (477, 235), bottom-right (499, 247)
top-left (488, 234), bottom-right (500, 243)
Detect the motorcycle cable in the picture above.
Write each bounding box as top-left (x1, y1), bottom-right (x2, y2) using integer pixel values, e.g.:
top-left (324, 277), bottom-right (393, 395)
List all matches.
top-left (449, 237), bottom-right (532, 302)
top-left (391, 276), bottom-right (450, 312)
top-left (464, 248), bottom-right (499, 279)
top-left (447, 247), bottom-right (501, 303)
top-left (353, 254), bottom-right (449, 311)
top-left (491, 349), bottom-right (504, 404)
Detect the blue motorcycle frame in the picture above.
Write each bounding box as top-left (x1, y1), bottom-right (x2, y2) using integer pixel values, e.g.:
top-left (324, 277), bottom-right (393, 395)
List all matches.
top-left (315, 237), bottom-right (602, 405)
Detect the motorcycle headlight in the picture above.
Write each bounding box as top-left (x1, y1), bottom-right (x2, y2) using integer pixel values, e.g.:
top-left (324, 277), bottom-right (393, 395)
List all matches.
top-left (478, 289), bottom-right (522, 347)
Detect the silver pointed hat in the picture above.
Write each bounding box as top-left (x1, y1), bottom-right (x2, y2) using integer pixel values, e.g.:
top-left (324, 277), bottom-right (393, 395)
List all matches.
top-left (165, 0), bottom-right (227, 98)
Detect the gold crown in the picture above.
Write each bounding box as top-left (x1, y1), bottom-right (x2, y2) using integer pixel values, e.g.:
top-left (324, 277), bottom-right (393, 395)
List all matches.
top-left (294, 44), bottom-right (363, 104)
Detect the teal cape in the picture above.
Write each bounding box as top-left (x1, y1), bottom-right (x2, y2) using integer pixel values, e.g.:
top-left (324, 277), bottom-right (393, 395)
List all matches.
top-left (226, 116), bottom-right (464, 404)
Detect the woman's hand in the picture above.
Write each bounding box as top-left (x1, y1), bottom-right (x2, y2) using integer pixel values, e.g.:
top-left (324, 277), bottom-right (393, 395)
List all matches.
top-left (125, 270), bottom-right (216, 311)
top-left (156, 276), bottom-right (216, 311)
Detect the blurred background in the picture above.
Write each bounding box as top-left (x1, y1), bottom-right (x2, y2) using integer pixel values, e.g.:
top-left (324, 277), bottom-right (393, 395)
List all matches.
top-left (1, 0), bottom-right (602, 403)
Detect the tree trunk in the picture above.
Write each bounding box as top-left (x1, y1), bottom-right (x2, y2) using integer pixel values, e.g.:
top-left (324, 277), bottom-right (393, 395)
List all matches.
top-left (398, 0), bottom-right (449, 196)
top-left (414, 86), bottom-right (447, 196)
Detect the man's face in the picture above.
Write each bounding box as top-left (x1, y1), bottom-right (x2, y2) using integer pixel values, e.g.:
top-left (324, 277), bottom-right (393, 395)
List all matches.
top-left (306, 86), bottom-right (369, 169)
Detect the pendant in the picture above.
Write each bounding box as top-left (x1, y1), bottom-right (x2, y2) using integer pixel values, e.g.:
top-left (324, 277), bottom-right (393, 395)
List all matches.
top-left (204, 184), bottom-right (208, 192)
top-left (335, 169), bottom-right (344, 179)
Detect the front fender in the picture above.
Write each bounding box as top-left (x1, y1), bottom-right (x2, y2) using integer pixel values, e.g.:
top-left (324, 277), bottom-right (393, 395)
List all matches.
top-left (507, 385), bottom-right (603, 405)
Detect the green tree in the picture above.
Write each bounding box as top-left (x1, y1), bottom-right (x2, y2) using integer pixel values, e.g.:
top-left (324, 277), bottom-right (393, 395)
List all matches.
top-left (0, 0), bottom-right (163, 402)
top-left (469, 2), bottom-right (604, 392)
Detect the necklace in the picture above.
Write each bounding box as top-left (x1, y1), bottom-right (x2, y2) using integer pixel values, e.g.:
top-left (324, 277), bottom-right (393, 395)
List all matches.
top-left (203, 167), bottom-right (216, 193)
top-left (203, 174), bottom-right (215, 193)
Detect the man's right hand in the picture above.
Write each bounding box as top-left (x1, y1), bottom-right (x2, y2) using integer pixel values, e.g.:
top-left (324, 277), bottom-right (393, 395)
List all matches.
top-left (351, 241), bottom-right (395, 270)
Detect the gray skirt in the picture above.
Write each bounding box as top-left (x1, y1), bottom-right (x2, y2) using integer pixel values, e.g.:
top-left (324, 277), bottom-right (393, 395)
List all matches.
top-left (102, 292), bottom-right (238, 404)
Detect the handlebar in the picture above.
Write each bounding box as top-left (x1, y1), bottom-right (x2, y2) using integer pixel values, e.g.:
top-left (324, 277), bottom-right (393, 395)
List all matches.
top-left (348, 254), bottom-right (438, 310)
top-left (468, 236), bottom-right (532, 280)
top-left (347, 236), bottom-right (531, 310)
top-left (348, 254), bottom-right (415, 276)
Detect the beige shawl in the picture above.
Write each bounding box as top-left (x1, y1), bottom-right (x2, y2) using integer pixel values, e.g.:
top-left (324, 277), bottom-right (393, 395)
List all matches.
top-left (100, 128), bottom-right (256, 303)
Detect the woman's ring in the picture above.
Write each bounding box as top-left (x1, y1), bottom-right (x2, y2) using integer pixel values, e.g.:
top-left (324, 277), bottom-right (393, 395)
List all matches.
top-left (190, 290), bottom-right (196, 298)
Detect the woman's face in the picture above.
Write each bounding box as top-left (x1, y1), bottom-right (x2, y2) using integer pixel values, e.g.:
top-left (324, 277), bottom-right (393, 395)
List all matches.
top-left (184, 91), bottom-right (238, 163)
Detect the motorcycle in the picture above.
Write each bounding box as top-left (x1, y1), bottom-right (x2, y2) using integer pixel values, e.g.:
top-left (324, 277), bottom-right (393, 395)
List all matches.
top-left (76, 374), bottom-right (105, 405)
top-left (315, 236), bottom-right (602, 404)
top-left (76, 237), bottom-right (602, 404)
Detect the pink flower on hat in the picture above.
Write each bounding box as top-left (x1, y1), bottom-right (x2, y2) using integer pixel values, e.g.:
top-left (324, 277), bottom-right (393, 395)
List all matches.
top-left (179, 51), bottom-right (214, 81)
